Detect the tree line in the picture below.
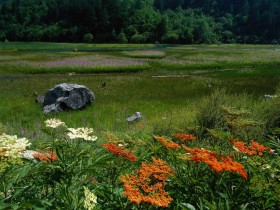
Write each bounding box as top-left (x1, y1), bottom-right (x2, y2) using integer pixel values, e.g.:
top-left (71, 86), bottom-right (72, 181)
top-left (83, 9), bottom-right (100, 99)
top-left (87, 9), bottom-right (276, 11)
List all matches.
top-left (0, 0), bottom-right (279, 44)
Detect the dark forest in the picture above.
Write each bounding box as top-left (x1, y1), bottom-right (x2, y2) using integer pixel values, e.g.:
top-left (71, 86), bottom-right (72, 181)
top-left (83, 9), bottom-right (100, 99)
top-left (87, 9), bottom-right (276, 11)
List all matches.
top-left (0, 0), bottom-right (279, 44)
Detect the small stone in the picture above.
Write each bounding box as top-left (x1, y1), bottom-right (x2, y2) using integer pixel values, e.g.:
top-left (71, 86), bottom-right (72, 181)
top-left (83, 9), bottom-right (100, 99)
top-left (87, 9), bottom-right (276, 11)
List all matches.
top-left (264, 94), bottom-right (277, 100)
top-left (127, 112), bottom-right (142, 123)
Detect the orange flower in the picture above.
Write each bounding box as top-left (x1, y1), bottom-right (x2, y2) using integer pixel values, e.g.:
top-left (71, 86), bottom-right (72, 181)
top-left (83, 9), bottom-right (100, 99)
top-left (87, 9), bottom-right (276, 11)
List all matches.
top-left (221, 156), bottom-right (248, 179)
top-left (182, 145), bottom-right (217, 162)
top-left (173, 133), bottom-right (196, 141)
top-left (182, 145), bottom-right (247, 179)
top-left (120, 157), bottom-right (174, 208)
top-left (103, 143), bottom-right (137, 162)
top-left (229, 138), bottom-right (270, 156)
top-left (154, 136), bottom-right (180, 149)
top-left (33, 150), bottom-right (58, 162)
top-left (248, 140), bottom-right (269, 156)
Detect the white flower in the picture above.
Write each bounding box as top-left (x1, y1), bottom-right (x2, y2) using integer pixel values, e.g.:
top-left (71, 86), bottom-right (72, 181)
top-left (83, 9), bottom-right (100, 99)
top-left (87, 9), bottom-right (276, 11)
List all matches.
top-left (67, 128), bottom-right (97, 141)
top-left (0, 134), bottom-right (31, 158)
top-left (83, 186), bottom-right (97, 210)
top-left (21, 150), bottom-right (37, 161)
top-left (45, 118), bottom-right (66, 128)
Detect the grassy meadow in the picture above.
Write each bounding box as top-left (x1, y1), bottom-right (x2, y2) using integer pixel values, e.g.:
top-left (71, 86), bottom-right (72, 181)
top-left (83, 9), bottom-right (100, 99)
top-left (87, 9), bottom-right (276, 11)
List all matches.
top-left (0, 43), bottom-right (280, 209)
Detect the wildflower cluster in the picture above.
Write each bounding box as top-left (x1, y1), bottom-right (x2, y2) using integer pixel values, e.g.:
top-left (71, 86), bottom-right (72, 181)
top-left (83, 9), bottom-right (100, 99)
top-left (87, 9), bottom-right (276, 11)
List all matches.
top-left (33, 150), bottom-right (58, 162)
top-left (67, 127), bottom-right (98, 141)
top-left (229, 139), bottom-right (270, 156)
top-left (103, 143), bottom-right (137, 162)
top-left (83, 186), bottom-right (97, 210)
top-left (120, 157), bottom-right (174, 208)
top-left (0, 134), bottom-right (31, 158)
top-left (44, 118), bottom-right (98, 141)
top-left (182, 145), bottom-right (248, 179)
top-left (173, 133), bottom-right (196, 141)
top-left (154, 136), bottom-right (180, 149)
top-left (0, 134), bottom-right (31, 172)
top-left (45, 118), bottom-right (66, 128)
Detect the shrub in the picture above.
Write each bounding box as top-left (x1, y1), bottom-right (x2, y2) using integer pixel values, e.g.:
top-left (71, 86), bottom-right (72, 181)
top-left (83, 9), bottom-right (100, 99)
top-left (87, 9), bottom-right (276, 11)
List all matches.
top-left (83, 33), bottom-right (93, 43)
top-left (196, 89), bottom-right (228, 130)
top-left (130, 33), bottom-right (147, 43)
top-left (161, 33), bottom-right (179, 44)
top-left (116, 32), bottom-right (128, 44)
top-left (256, 86), bottom-right (280, 134)
top-left (196, 89), bottom-right (267, 140)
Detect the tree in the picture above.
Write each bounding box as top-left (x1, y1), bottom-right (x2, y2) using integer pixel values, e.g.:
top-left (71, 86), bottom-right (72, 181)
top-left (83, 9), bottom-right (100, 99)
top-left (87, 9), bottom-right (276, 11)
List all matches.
top-left (125, 4), bottom-right (161, 42)
top-left (116, 32), bottom-right (128, 44)
top-left (0, 0), bottom-right (280, 43)
top-left (83, 33), bottom-right (93, 43)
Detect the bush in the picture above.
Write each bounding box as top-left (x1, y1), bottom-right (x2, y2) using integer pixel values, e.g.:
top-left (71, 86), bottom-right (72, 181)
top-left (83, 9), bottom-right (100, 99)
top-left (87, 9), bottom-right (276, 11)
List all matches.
top-left (116, 32), bottom-right (128, 44)
top-left (257, 86), bottom-right (280, 134)
top-left (83, 33), bottom-right (93, 43)
top-left (161, 33), bottom-right (179, 44)
top-left (130, 33), bottom-right (147, 43)
top-left (196, 89), bottom-right (228, 130)
top-left (196, 89), bottom-right (267, 140)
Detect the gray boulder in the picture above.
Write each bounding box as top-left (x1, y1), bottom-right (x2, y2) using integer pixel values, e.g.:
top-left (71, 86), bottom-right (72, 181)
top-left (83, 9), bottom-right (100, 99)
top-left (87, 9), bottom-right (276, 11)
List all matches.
top-left (43, 83), bottom-right (94, 114)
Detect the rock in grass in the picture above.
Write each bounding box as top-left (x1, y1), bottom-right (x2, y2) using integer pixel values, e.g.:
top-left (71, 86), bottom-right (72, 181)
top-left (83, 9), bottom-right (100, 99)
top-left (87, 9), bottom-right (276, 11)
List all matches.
top-left (127, 112), bottom-right (142, 123)
top-left (43, 83), bottom-right (94, 114)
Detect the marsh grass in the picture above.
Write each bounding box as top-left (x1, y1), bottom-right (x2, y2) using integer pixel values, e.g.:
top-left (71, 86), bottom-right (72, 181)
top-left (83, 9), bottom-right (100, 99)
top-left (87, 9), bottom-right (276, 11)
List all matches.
top-left (122, 50), bottom-right (166, 59)
top-left (0, 43), bottom-right (279, 139)
top-left (0, 73), bottom-right (205, 140)
top-left (1, 43), bottom-right (279, 77)
top-left (0, 42), bottom-right (158, 50)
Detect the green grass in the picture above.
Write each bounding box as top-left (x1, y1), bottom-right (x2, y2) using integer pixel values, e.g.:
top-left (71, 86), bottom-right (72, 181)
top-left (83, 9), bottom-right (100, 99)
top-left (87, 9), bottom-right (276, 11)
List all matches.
top-left (0, 42), bottom-right (158, 50)
top-left (0, 42), bottom-right (279, 137)
top-left (0, 74), bottom-right (204, 138)
top-left (0, 43), bottom-right (280, 209)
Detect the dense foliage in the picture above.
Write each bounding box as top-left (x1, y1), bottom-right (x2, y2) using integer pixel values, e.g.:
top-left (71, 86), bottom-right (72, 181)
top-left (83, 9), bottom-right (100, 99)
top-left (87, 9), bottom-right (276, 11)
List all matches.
top-left (1, 91), bottom-right (280, 209)
top-left (0, 0), bottom-right (279, 44)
